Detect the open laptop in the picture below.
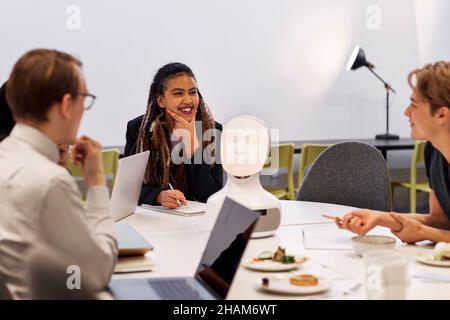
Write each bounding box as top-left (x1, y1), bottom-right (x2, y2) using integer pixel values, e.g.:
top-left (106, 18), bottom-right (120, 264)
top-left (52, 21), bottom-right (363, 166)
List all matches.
top-left (110, 150), bottom-right (153, 257)
top-left (108, 197), bottom-right (260, 300)
top-left (110, 150), bottom-right (150, 222)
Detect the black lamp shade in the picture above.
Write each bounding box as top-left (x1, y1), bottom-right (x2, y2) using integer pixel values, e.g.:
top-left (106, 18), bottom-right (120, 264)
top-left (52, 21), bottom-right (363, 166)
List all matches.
top-left (346, 45), bottom-right (371, 71)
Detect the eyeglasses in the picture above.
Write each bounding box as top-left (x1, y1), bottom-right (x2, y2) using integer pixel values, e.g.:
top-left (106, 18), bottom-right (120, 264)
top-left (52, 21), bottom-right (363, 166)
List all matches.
top-left (77, 92), bottom-right (96, 110)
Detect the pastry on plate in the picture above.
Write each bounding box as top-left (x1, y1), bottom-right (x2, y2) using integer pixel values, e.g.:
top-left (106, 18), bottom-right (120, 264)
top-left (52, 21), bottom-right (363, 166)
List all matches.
top-left (289, 274), bottom-right (318, 286)
top-left (434, 242), bottom-right (450, 261)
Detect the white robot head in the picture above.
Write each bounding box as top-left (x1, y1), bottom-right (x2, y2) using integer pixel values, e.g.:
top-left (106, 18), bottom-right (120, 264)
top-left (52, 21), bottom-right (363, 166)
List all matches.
top-left (221, 116), bottom-right (270, 178)
top-left (206, 115), bottom-right (281, 238)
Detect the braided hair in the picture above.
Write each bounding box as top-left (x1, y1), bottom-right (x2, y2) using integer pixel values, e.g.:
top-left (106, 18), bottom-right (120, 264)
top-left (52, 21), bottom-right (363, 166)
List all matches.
top-left (136, 62), bottom-right (216, 192)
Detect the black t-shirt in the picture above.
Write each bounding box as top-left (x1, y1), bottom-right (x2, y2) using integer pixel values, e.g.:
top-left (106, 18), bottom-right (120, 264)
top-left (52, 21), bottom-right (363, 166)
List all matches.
top-left (424, 141), bottom-right (450, 219)
top-left (0, 82), bottom-right (15, 142)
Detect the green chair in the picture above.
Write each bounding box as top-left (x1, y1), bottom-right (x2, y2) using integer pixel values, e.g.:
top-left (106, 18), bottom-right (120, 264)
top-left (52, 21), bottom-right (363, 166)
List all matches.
top-left (392, 141), bottom-right (431, 213)
top-left (263, 143), bottom-right (295, 200)
top-left (66, 148), bottom-right (120, 190)
top-left (294, 144), bottom-right (330, 196)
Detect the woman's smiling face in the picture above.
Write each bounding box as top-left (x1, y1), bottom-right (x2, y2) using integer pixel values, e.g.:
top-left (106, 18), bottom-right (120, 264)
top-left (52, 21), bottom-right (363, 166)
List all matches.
top-left (157, 73), bottom-right (199, 122)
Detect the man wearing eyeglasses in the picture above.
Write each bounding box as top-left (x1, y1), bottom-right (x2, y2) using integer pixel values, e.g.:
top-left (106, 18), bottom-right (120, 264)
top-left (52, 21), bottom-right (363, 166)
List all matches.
top-left (0, 49), bottom-right (117, 299)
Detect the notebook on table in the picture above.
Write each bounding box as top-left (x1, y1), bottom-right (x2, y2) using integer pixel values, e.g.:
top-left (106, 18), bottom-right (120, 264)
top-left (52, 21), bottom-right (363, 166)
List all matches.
top-left (141, 200), bottom-right (206, 217)
top-left (117, 223), bottom-right (153, 257)
top-left (114, 256), bottom-right (153, 274)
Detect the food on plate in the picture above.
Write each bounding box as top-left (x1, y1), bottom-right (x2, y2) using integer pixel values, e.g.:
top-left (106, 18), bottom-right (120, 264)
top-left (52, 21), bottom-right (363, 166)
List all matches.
top-left (434, 242), bottom-right (450, 261)
top-left (262, 278), bottom-right (269, 287)
top-left (258, 251), bottom-right (273, 260)
top-left (252, 246), bottom-right (308, 265)
top-left (273, 247), bottom-right (286, 262)
top-left (289, 274), bottom-right (319, 287)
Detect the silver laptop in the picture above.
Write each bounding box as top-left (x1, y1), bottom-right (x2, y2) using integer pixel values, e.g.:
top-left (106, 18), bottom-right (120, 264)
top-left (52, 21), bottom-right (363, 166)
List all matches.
top-left (110, 150), bottom-right (150, 221)
top-left (108, 197), bottom-right (260, 300)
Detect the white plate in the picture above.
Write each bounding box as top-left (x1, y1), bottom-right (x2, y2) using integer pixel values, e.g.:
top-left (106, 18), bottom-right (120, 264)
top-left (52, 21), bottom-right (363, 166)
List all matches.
top-left (256, 275), bottom-right (331, 295)
top-left (417, 254), bottom-right (450, 267)
top-left (242, 257), bottom-right (305, 272)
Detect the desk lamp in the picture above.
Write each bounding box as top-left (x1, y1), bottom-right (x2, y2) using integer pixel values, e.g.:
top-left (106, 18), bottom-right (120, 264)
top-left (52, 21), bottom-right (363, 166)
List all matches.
top-left (346, 45), bottom-right (399, 140)
top-left (206, 116), bottom-right (281, 238)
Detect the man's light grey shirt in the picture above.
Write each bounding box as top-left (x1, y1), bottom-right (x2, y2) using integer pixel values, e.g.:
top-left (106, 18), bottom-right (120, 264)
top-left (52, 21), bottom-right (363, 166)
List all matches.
top-left (0, 124), bottom-right (118, 299)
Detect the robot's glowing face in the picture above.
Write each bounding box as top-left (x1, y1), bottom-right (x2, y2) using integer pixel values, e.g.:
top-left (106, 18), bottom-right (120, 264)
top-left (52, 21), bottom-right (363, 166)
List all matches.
top-left (221, 116), bottom-right (270, 177)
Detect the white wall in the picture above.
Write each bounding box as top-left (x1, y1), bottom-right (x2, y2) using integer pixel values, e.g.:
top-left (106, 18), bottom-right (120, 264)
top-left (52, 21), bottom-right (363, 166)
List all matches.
top-left (0, 0), bottom-right (449, 146)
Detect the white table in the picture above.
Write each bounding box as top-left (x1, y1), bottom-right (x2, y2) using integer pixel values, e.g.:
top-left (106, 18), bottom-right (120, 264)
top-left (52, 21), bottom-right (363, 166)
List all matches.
top-left (114, 200), bottom-right (450, 300)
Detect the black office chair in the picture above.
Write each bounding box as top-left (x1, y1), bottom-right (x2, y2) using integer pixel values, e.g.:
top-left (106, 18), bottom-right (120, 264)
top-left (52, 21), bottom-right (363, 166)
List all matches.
top-left (297, 141), bottom-right (392, 211)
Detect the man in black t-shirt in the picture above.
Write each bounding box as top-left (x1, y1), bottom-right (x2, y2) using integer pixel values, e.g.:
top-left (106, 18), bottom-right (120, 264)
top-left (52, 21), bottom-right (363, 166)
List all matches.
top-left (424, 142), bottom-right (450, 220)
top-left (336, 61), bottom-right (450, 244)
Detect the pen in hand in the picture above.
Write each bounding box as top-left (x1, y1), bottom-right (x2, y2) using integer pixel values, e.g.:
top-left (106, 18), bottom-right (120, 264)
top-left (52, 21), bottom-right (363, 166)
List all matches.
top-left (168, 182), bottom-right (182, 207)
top-left (322, 214), bottom-right (343, 224)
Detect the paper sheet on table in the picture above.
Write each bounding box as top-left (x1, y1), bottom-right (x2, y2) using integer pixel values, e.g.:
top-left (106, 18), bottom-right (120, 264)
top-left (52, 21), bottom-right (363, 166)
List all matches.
top-left (412, 270), bottom-right (450, 282)
top-left (302, 228), bottom-right (353, 250)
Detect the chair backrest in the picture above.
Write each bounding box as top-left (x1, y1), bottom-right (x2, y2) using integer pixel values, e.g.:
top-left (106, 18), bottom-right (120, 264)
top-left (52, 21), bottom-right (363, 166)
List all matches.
top-left (298, 144), bottom-right (330, 188)
top-left (297, 142), bottom-right (392, 211)
top-left (264, 143), bottom-right (295, 199)
top-left (102, 149), bottom-right (120, 187)
top-left (66, 148), bottom-right (120, 187)
top-left (410, 140), bottom-right (426, 187)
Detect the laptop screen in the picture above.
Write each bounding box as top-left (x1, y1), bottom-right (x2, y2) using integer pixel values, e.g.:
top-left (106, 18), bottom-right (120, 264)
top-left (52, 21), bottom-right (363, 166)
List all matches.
top-left (194, 197), bottom-right (260, 299)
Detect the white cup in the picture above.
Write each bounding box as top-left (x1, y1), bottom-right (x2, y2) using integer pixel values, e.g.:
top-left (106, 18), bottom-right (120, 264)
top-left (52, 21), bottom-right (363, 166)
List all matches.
top-left (363, 249), bottom-right (409, 300)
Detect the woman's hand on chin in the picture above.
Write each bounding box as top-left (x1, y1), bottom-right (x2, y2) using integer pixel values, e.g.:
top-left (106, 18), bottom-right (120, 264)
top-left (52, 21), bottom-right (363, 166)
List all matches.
top-left (167, 109), bottom-right (199, 158)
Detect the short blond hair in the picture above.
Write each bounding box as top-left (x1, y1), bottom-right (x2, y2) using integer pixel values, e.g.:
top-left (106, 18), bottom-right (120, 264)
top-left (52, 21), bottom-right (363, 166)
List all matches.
top-left (408, 61), bottom-right (450, 114)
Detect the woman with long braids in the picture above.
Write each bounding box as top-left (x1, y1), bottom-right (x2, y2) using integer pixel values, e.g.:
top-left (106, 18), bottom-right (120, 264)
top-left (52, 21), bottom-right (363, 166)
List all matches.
top-left (124, 62), bottom-right (223, 208)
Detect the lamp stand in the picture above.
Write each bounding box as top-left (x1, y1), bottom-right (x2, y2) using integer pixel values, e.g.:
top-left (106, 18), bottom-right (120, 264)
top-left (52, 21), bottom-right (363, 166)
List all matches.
top-left (367, 68), bottom-right (400, 140)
